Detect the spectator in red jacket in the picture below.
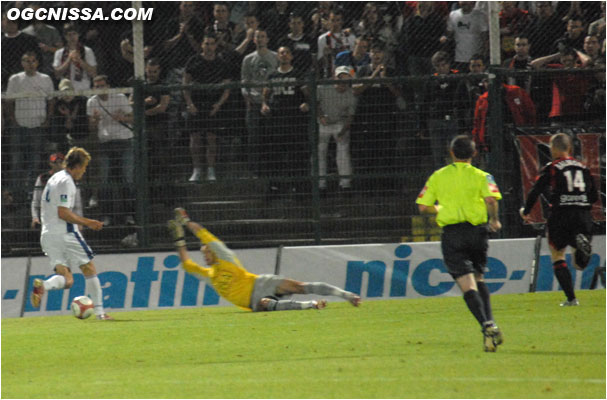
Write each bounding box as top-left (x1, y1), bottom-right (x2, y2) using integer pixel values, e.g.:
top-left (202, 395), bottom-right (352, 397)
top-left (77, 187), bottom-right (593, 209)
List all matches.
top-left (472, 81), bottom-right (536, 153)
top-left (530, 47), bottom-right (592, 124)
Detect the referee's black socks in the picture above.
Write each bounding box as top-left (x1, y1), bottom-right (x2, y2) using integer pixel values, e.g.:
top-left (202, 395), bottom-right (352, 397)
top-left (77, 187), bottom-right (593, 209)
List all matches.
top-left (476, 281), bottom-right (494, 322)
top-left (553, 260), bottom-right (576, 301)
top-left (463, 289), bottom-right (487, 327)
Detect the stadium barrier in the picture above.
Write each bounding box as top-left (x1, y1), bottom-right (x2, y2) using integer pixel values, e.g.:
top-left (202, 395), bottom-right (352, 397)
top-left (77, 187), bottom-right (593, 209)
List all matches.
top-left (2, 236), bottom-right (604, 318)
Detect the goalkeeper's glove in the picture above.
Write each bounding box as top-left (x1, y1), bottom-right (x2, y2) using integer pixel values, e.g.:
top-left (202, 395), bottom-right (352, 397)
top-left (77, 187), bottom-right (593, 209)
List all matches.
top-left (174, 207), bottom-right (191, 225)
top-left (168, 219), bottom-right (186, 247)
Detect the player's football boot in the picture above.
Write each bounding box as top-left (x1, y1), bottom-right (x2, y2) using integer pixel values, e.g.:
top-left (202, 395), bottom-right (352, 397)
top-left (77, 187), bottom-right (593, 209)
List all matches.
top-left (574, 234), bottom-right (592, 270)
top-left (482, 323), bottom-right (503, 352)
top-left (31, 278), bottom-right (45, 308)
top-left (345, 292), bottom-right (362, 307)
top-left (313, 300), bottom-right (327, 310)
top-left (96, 313), bottom-right (114, 320)
top-left (560, 299), bottom-right (579, 307)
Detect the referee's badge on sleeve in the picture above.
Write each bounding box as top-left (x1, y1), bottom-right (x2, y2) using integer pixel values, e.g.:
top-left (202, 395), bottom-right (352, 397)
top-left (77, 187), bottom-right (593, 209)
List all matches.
top-left (486, 175), bottom-right (500, 193)
top-left (418, 186), bottom-right (428, 198)
top-left (60, 194), bottom-right (68, 203)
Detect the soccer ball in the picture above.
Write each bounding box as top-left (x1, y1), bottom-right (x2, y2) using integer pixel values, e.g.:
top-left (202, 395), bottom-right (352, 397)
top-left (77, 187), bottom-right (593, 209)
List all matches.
top-left (71, 296), bottom-right (94, 319)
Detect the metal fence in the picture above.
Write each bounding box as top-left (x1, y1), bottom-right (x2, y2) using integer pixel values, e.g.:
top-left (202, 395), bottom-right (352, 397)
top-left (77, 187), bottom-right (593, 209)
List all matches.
top-left (1, 1), bottom-right (605, 256)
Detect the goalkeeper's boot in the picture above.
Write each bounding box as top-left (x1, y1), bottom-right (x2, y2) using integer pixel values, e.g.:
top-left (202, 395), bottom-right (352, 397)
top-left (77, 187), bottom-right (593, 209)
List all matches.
top-left (574, 234), bottom-right (592, 270)
top-left (482, 322), bottom-right (503, 352)
top-left (174, 208), bottom-right (190, 225)
top-left (560, 299), bottom-right (579, 307)
top-left (313, 300), bottom-right (327, 310)
top-left (345, 292), bottom-right (362, 307)
top-left (96, 313), bottom-right (114, 320)
top-left (31, 278), bottom-right (45, 308)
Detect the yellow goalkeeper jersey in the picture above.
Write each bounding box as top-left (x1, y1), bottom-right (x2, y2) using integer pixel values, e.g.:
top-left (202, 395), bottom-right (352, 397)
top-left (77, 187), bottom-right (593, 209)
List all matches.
top-left (182, 228), bottom-right (258, 310)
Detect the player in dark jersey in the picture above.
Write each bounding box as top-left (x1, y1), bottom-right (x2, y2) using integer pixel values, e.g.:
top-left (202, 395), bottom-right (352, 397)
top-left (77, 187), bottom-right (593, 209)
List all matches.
top-left (520, 133), bottom-right (599, 306)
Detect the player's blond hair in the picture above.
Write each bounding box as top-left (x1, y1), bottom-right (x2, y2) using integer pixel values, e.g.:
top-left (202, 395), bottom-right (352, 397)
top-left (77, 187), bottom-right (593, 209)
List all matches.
top-left (550, 133), bottom-right (572, 153)
top-left (64, 147), bottom-right (91, 169)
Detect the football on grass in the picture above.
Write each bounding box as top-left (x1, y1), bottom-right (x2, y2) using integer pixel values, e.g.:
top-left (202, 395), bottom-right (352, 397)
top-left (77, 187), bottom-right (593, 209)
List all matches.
top-left (71, 296), bottom-right (94, 319)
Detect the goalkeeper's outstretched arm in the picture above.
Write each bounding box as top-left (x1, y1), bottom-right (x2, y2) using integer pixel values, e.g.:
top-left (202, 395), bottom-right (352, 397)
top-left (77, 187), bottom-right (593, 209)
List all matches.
top-left (174, 207), bottom-right (205, 235)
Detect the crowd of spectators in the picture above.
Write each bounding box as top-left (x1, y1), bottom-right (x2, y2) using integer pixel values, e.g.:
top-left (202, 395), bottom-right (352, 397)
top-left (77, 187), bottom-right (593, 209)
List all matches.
top-left (1, 1), bottom-right (605, 227)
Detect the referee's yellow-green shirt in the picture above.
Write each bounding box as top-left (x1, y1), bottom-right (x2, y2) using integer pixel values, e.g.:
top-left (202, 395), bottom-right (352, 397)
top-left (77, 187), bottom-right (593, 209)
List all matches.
top-left (416, 162), bottom-right (502, 227)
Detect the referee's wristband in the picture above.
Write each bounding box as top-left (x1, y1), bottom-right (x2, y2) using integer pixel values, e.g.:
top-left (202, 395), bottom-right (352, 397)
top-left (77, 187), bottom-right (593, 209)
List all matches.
top-left (175, 239), bottom-right (186, 248)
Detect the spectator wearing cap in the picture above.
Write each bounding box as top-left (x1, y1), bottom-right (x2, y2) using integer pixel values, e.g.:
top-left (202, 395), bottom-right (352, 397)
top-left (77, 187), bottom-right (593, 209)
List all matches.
top-left (316, 65), bottom-right (357, 191)
top-left (31, 152), bottom-right (82, 229)
top-left (5, 51), bottom-right (55, 186)
top-left (53, 79), bottom-right (89, 150)
top-left (53, 23), bottom-right (97, 92)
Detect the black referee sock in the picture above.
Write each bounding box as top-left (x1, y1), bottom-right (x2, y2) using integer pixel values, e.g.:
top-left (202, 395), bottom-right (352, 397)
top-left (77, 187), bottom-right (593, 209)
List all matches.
top-left (463, 289), bottom-right (488, 327)
top-left (476, 281), bottom-right (494, 322)
top-left (553, 260), bottom-right (576, 301)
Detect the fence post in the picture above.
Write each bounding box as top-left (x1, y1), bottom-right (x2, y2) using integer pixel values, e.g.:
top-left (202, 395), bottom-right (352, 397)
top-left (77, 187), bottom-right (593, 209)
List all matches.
top-left (307, 69), bottom-right (322, 244)
top-left (487, 68), bottom-right (504, 237)
top-left (132, 79), bottom-right (148, 247)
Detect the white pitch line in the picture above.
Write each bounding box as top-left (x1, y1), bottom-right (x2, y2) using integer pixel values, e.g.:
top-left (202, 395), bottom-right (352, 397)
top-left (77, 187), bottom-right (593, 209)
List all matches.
top-left (92, 376), bottom-right (606, 386)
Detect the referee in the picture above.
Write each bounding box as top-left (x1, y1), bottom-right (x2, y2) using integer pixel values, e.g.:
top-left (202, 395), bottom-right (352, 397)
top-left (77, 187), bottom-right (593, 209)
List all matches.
top-left (416, 135), bottom-right (504, 352)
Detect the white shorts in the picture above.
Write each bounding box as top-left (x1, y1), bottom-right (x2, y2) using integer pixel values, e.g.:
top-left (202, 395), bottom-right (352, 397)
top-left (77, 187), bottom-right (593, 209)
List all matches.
top-left (40, 231), bottom-right (95, 270)
top-left (250, 274), bottom-right (286, 311)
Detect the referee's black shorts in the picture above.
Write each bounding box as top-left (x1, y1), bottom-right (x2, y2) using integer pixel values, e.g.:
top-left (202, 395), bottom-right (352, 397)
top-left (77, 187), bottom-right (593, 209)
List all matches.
top-left (547, 208), bottom-right (594, 251)
top-left (441, 222), bottom-right (489, 279)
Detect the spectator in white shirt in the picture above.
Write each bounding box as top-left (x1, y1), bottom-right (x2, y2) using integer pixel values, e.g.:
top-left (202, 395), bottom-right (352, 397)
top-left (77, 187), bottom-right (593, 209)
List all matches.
top-left (317, 7), bottom-right (357, 78)
top-left (53, 23), bottom-right (97, 92)
top-left (441, 2), bottom-right (489, 72)
top-left (6, 51), bottom-right (55, 185)
top-left (86, 75), bottom-right (135, 226)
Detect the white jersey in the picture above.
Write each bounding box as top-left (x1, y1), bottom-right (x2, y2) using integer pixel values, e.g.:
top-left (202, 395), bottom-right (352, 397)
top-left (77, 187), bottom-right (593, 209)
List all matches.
top-left (40, 169), bottom-right (80, 235)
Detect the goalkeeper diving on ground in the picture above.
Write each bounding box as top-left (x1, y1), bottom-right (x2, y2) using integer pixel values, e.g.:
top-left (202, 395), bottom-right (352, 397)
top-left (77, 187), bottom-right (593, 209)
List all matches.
top-left (168, 208), bottom-right (361, 311)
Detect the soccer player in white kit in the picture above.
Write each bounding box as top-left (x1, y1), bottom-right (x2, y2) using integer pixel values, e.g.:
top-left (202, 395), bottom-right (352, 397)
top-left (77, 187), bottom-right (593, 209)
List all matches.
top-left (32, 147), bottom-right (112, 320)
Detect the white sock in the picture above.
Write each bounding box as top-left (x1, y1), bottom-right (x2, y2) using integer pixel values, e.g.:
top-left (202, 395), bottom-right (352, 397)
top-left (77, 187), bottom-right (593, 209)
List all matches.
top-left (299, 301), bottom-right (317, 310)
top-left (43, 275), bottom-right (66, 291)
top-left (85, 275), bottom-right (105, 315)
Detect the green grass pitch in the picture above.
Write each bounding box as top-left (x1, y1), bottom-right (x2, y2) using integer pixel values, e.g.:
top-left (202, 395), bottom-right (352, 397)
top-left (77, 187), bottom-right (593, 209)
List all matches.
top-left (2, 290), bottom-right (605, 398)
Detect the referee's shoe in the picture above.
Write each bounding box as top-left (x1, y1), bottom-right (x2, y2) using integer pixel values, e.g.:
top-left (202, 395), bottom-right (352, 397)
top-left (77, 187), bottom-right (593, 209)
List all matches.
top-left (482, 322), bottom-right (504, 352)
